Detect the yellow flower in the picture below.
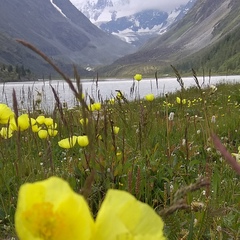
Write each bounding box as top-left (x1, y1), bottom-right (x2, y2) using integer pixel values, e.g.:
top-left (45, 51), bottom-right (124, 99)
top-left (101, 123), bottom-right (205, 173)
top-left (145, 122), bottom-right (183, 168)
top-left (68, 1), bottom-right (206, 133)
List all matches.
top-left (15, 177), bottom-right (94, 240)
top-left (94, 189), bottom-right (165, 239)
top-left (36, 115), bottom-right (45, 125)
top-left (176, 97), bottom-right (186, 104)
top-left (58, 136), bottom-right (77, 148)
top-left (80, 118), bottom-right (88, 125)
top-left (134, 74), bottom-right (142, 81)
top-left (94, 102), bottom-right (101, 111)
top-left (113, 126), bottom-right (120, 134)
top-left (145, 94), bottom-right (155, 102)
top-left (0, 127), bottom-right (13, 139)
top-left (0, 103), bottom-right (14, 124)
top-left (77, 135), bottom-right (89, 147)
top-left (11, 114), bottom-right (30, 131)
top-left (38, 130), bottom-right (48, 139)
top-left (44, 117), bottom-right (54, 126)
top-left (47, 128), bottom-right (58, 137)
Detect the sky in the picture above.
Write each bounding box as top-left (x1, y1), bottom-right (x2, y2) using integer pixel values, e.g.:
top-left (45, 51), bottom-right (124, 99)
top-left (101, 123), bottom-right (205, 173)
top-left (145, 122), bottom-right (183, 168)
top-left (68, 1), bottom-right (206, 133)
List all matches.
top-left (124, 0), bottom-right (190, 12)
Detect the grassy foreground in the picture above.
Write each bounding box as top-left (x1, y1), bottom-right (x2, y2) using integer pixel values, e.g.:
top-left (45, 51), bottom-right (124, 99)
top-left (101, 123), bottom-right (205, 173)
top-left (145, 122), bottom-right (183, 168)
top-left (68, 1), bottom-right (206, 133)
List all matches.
top-left (0, 71), bottom-right (240, 239)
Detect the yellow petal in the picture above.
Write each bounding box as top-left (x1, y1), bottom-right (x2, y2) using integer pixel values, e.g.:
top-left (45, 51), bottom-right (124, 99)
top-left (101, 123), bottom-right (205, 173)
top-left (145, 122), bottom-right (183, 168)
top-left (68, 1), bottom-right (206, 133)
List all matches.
top-left (47, 128), bottom-right (58, 137)
top-left (113, 126), bottom-right (120, 134)
top-left (58, 136), bottom-right (77, 148)
top-left (94, 189), bottom-right (165, 240)
top-left (145, 94), bottom-right (154, 102)
top-left (38, 129), bottom-right (48, 139)
top-left (18, 114), bottom-right (30, 131)
top-left (15, 177), bottom-right (94, 240)
top-left (36, 115), bottom-right (46, 125)
top-left (134, 74), bottom-right (142, 81)
top-left (44, 117), bottom-right (54, 126)
top-left (77, 135), bottom-right (89, 147)
top-left (0, 127), bottom-right (13, 139)
top-left (0, 103), bottom-right (14, 124)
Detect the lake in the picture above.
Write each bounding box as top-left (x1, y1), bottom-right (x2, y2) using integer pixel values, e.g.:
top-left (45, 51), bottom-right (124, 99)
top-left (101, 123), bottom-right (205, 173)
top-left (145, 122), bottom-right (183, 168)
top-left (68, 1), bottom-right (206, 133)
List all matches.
top-left (1, 75), bottom-right (240, 112)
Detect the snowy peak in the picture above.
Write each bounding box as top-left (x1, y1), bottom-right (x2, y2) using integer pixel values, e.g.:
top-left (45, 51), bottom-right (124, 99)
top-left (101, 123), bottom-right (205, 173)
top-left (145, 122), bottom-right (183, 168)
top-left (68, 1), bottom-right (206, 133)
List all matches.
top-left (70, 0), bottom-right (197, 47)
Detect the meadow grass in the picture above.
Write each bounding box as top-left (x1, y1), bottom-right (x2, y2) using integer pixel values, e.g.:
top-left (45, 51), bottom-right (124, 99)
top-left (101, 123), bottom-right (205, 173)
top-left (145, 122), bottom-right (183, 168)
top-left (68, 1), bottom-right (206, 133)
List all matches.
top-left (0, 67), bottom-right (240, 239)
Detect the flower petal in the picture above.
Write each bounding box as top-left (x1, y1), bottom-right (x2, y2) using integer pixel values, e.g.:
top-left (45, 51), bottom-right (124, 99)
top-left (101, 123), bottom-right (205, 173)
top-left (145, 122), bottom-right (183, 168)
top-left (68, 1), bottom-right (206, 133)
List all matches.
top-left (95, 189), bottom-right (165, 240)
top-left (15, 177), bottom-right (94, 240)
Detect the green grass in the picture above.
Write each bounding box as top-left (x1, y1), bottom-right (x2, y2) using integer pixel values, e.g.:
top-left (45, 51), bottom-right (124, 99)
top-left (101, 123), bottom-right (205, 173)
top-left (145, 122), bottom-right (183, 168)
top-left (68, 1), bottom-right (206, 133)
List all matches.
top-left (1, 73), bottom-right (240, 239)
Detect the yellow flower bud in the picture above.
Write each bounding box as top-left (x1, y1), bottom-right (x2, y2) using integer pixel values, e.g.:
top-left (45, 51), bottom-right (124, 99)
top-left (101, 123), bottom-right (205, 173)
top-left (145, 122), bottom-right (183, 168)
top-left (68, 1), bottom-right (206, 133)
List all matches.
top-left (77, 135), bottom-right (89, 147)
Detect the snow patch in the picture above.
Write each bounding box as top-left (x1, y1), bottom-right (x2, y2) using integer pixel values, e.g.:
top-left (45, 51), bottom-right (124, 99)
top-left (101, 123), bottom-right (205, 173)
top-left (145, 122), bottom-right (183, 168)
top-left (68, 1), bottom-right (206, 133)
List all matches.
top-left (50, 0), bottom-right (68, 19)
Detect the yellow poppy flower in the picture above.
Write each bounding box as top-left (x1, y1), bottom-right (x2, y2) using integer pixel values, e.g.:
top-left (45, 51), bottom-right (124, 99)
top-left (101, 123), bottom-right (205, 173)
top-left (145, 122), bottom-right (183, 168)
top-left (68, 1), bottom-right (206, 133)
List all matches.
top-left (47, 128), bottom-right (58, 137)
top-left (113, 126), bottom-right (120, 134)
top-left (58, 136), bottom-right (77, 148)
top-left (44, 117), bottom-right (54, 126)
top-left (134, 74), bottom-right (142, 81)
top-left (145, 94), bottom-right (155, 102)
top-left (0, 103), bottom-right (14, 124)
top-left (15, 177), bottom-right (94, 240)
top-left (80, 118), bottom-right (88, 125)
top-left (36, 115), bottom-right (45, 125)
top-left (11, 114), bottom-right (30, 131)
top-left (0, 127), bottom-right (13, 139)
top-left (77, 135), bottom-right (89, 147)
top-left (38, 129), bottom-right (48, 139)
top-left (94, 189), bottom-right (166, 240)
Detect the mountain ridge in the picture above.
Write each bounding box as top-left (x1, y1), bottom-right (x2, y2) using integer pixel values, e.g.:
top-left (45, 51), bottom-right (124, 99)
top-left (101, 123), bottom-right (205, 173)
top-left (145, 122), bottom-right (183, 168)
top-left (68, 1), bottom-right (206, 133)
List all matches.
top-left (0, 0), bottom-right (135, 78)
top-left (98, 0), bottom-right (240, 76)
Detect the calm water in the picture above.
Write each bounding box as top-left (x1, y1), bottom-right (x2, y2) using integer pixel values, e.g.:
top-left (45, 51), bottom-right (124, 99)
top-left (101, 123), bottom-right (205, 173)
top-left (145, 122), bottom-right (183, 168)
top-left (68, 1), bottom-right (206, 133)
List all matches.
top-left (1, 75), bottom-right (240, 111)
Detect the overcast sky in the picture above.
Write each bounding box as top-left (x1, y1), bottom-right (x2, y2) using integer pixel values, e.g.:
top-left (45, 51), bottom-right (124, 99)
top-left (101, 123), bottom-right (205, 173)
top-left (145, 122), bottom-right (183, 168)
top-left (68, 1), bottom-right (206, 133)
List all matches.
top-left (126, 0), bottom-right (190, 12)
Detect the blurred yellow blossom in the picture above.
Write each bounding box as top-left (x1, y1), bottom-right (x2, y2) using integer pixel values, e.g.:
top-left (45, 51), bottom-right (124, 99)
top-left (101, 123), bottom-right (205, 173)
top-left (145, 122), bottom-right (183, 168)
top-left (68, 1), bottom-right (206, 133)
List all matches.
top-left (145, 94), bottom-right (155, 102)
top-left (11, 114), bottom-right (30, 131)
top-left (36, 115), bottom-right (45, 125)
top-left (113, 126), bottom-right (120, 134)
top-left (0, 127), bottom-right (13, 139)
top-left (15, 177), bottom-right (166, 240)
top-left (15, 177), bottom-right (94, 240)
top-left (134, 74), bottom-right (142, 81)
top-left (94, 189), bottom-right (166, 239)
top-left (77, 135), bottom-right (89, 147)
top-left (0, 103), bottom-right (14, 124)
top-left (58, 136), bottom-right (77, 148)
top-left (38, 129), bottom-right (48, 139)
top-left (80, 118), bottom-right (88, 125)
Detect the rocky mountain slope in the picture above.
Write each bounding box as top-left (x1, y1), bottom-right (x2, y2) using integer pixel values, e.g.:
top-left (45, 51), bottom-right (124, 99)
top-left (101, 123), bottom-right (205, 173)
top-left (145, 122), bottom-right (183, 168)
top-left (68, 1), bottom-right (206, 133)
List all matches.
top-left (0, 0), bottom-right (135, 77)
top-left (100, 0), bottom-right (240, 76)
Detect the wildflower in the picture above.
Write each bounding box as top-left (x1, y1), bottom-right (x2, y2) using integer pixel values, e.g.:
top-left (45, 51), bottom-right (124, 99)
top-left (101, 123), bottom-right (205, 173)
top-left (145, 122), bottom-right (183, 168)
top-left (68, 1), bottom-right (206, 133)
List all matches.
top-left (10, 114), bottom-right (30, 131)
top-left (38, 129), bottom-right (48, 139)
top-left (211, 115), bottom-right (216, 123)
top-left (58, 136), bottom-right (77, 149)
top-left (0, 127), bottom-right (13, 139)
top-left (15, 177), bottom-right (94, 240)
top-left (145, 93), bottom-right (155, 102)
top-left (168, 112), bottom-right (175, 121)
top-left (47, 128), bottom-right (58, 137)
top-left (88, 102), bottom-right (101, 111)
top-left (0, 103), bottom-right (14, 124)
top-left (36, 115), bottom-right (46, 125)
top-left (94, 102), bottom-right (101, 111)
top-left (134, 74), bottom-right (142, 81)
top-left (113, 126), bottom-right (120, 134)
top-left (77, 135), bottom-right (89, 147)
top-left (94, 189), bottom-right (166, 239)
top-left (210, 85), bottom-right (217, 94)
top-left (80, 118), bottom-right (88, 125)
top-left (176, 97), bottom-right (186, 104)
top-left (15, 177), bottom-right (166, 240)
top-left (44, 117), bottom-right (54, 126)
top-left (232, 146), bottom-right (240, 162)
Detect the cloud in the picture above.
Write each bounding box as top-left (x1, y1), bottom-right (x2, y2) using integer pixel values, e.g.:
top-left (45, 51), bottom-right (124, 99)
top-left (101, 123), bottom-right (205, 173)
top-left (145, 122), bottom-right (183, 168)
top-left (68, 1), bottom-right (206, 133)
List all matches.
top-left (116, 0), bottom-right (190, 17)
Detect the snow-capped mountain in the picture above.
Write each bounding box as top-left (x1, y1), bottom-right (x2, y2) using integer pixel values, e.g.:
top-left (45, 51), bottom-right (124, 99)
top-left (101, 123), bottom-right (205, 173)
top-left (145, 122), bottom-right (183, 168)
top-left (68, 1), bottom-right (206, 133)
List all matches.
top-left (70, 0), bottom-right (197, 47)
